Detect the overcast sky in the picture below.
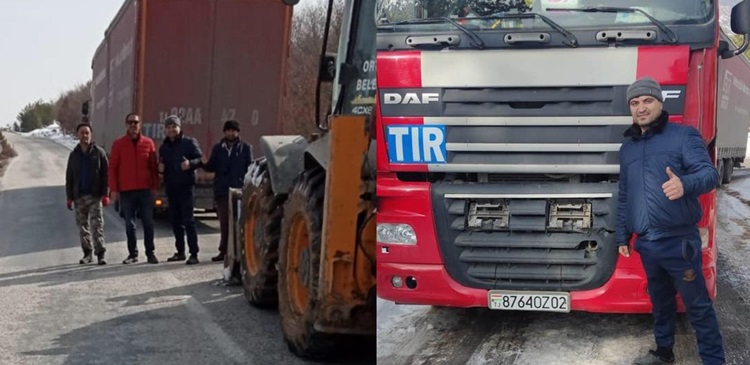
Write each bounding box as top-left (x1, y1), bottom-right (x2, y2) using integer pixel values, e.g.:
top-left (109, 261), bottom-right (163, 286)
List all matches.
top-left (0, 0), bottom-right (124, 127)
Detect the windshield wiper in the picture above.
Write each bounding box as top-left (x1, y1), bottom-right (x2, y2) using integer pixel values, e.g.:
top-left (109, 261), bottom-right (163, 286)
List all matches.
top-left (392, 17), bottom-right (485, 49)
top-left (546, 6), bottom-right (678, 44)
top-left (476, 13), bottom-right (579, 47)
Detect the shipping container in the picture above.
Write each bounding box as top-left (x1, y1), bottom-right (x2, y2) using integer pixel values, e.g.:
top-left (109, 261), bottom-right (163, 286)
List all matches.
top-left (90, 0), bottom-right (292, 211)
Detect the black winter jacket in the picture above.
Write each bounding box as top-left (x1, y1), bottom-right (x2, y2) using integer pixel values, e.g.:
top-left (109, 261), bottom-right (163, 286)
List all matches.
top-left (159, 134), bottom-right (203, 189)
top-left (201, 138), bottom-right (253, 198)
top-left (65, 143), bottom-right (109, 200)
top-left (616, 111), bottom-right (719, 245)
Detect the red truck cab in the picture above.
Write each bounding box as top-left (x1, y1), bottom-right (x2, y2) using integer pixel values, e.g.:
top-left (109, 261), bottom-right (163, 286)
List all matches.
top-left (375, 0), bottom-right (750, 313)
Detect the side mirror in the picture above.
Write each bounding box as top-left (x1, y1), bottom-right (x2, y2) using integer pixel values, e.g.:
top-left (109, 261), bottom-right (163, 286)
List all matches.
top-left (281, 0), bottom-right (298, 5)
top-left (721, 0), bottom-right (750, 59)
top-left (319, 53), bottom-right (337, 83)
top-left (81, 101), bottom-right (90, 116)
top-left (731, 0), bottom-right (750, 35)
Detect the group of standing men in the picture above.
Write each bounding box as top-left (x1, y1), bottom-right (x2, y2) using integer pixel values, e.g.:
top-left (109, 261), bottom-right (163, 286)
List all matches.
top-left (64, 113), bottom-right (252, 266)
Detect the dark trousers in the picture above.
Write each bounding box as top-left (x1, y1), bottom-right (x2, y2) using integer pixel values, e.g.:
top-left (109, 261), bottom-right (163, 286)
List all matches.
top-left (215, 195), bottom-right (229, 255)
top-left (635, 232), bottom-right (725, 365)
top-left (120, 189), bottom-right (155, 257)
top-left (167, 186), bottom-right (199, 256)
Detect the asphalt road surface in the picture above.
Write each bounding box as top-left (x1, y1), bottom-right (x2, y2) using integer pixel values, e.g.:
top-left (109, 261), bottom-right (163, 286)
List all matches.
top-left (0, 133), bottom-right (374, 365)
top-left (377, 171), bottom-right (750, 365)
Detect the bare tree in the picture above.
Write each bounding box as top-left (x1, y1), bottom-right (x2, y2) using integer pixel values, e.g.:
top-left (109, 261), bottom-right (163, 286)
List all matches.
top-left (282, 0), bottom-right (344, 137)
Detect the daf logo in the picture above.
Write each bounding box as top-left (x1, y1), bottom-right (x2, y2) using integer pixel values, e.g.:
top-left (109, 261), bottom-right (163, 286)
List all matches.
top-left (383, 92), bottom-right (440, 105)
top-left (662, 90), bottom-right (681, 100)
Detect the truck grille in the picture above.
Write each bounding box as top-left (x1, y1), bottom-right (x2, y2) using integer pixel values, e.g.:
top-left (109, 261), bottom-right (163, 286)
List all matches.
top-left (419, 85), bottom-right (636, 175)
top-left (431, 183), bottom-right (619, 291)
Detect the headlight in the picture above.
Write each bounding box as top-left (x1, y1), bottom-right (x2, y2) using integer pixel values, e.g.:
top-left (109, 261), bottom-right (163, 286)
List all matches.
top-left (377, 223), bottom-right (417, 245)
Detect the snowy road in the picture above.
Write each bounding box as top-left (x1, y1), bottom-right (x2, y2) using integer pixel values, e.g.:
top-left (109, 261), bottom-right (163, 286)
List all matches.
top-left (377, 170), bottom-right (750, 365)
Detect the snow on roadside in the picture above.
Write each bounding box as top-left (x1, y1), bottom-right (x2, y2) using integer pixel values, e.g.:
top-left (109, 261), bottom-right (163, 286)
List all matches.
top-left (716, 171), bottom-right (750, 296)
top-left (21, 121), bottom-right (78, 150)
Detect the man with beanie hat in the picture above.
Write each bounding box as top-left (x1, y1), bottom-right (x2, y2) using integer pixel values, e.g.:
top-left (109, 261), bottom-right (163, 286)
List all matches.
top-left (200, 120), bottom-right (253, 262)
top-left (617, 77), bottom-right (724, 365)
top-left (159, 114), bottom-right (204, 265)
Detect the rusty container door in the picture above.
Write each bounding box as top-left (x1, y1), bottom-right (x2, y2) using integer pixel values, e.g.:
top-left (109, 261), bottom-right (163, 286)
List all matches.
top-left (208, 0), bottom-right (292, 157)
top-left (140, 0), bottom-right (214, 153)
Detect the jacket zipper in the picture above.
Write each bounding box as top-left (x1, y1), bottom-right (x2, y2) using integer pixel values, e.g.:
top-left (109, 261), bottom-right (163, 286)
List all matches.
top-left (642, 136), bottom-right (651, 232)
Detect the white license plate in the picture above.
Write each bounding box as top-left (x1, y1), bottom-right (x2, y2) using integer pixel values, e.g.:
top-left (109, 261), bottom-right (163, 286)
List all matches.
top-left (487, 290), bottom-right (571, 313)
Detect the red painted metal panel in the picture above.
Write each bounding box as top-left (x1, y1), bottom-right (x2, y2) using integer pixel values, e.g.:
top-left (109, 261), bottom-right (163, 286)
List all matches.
top-left (635, 45), bottom-right (690, 85)
top-left (206, 0), bottom-right (291, 155)
top-left (376, 51), bottom-right (422, 88)
top-left (92, 0), bottom-right (138, 153)
top-left (140, 0), bottom-right (214, 148)
top-left (376, 51), bottom-right (426, 172)
top-left (91, 40), bottom-right (109, 147)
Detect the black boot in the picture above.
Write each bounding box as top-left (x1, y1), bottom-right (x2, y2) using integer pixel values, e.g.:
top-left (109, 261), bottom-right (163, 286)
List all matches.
top-left (97, 251), bottom-right (107, 265)
top-left (167, 252), bottom-right (186, 262)
top-left (211, 253), bottom-right (225, 262)
top-left (79, 250), bottom-right (93, 264)
top-left (633, 348), bottom-right (674, 365)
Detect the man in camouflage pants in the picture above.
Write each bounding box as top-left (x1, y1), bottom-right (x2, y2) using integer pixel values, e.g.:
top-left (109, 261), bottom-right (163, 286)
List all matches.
top-left (65, 123), bottom-right (111, 264)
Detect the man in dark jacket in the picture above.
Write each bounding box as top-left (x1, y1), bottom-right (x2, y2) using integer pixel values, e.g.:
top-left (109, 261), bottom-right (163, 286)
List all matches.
top-left (66, 123), bottom-right (110, 265)
top-left (617, 77), bottom-right (724, 365)
top-left (159, 115), bottom-right (203, 265)
top-left (200, 120), bottom-right (252, 262)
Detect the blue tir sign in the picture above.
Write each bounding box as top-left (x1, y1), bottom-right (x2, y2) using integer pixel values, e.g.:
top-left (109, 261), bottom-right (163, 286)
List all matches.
top-left (387, 125), bottom-right (447, 164)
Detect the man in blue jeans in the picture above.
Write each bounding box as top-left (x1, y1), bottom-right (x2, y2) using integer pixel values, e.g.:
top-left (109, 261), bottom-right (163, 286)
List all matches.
top-left (158, 115), bottom-right (203, 265)
top-left (109, 112), bottom-right (160, 264)
top-left (616, 77), bottom-right (724, 365)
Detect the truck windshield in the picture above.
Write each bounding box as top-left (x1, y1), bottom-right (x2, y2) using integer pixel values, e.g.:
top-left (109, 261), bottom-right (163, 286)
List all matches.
top-left (376, 0), bottom-right (713, 31)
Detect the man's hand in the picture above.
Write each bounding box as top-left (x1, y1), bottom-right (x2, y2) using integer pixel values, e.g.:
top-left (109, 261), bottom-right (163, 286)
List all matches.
top-left (158, 162), bottom-right (165, 173)
top-left (662, 167), bottom-right (684, 201)
top-left (181, 157), bottom-right (190, 171)
top-left (66, 200), bottom-right (73, 211)
top-left (200, 155), bottom-right (208, 165)
top-left (110, 192), bottom-right (119, 203)
top-left (619, 245), bottom-right (630, 257)
top-left (102, 196), bottom-right (110, 207)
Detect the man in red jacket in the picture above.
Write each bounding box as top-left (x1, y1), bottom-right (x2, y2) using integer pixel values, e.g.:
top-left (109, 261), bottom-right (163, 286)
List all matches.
top-left (109, 112), bottom-right (160, 264)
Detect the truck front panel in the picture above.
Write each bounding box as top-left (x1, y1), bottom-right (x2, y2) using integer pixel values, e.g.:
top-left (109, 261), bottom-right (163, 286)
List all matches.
top-left (375, 0), bottom-right (721, 313)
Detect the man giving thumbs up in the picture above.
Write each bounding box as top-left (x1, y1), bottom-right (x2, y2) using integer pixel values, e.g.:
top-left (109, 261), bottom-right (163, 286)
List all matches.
top-left (159, 115), bottom-right (203, 265)
top-left (662, 167), bottom-right (683, 201)
top-left (616, 77), bottom-right (723, 365)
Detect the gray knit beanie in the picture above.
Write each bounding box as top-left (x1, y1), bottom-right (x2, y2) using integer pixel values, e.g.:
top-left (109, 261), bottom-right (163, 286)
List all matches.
top-left (627, 77), bottom-right (663, 102)
top-left (163, 115), bottom-right (181, 127)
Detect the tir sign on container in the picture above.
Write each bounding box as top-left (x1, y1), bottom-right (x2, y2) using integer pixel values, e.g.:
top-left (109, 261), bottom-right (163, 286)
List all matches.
top-left (387, 125), bottom-right (447, 164)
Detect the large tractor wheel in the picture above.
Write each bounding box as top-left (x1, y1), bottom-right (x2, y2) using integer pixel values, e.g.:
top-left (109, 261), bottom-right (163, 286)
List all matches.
top-left (277, 167), bottom-right (339, 359)
top-left (239, 161), bottom-right (285, 309)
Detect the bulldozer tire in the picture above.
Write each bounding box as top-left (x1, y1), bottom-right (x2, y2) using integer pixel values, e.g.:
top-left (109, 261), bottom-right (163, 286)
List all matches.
top-left (239, 161), bottom-right (285, 309)
top-left (277, 167), bottom-right (341, 360)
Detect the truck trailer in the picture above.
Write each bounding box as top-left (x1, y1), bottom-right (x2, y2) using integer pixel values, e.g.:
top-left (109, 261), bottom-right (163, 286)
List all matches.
top-left (375, 0), bottom-right (750, 314)
top-left (717, 30), bottom-right (750, 184)
top-left (88, 0), bottom-right (290, 214)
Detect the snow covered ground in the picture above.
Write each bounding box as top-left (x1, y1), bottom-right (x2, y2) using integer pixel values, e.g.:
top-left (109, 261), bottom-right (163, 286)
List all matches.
top-left (20, 121), bottom-right (78, 150)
